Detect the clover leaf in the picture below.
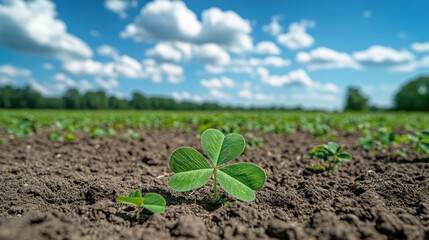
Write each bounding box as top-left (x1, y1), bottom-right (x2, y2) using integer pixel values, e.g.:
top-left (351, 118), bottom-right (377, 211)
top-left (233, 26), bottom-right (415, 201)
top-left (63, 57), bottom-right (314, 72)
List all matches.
top-left (169, 129), bottom-right (266, 202)
top-left (116, 190), bottom-right (166, 214)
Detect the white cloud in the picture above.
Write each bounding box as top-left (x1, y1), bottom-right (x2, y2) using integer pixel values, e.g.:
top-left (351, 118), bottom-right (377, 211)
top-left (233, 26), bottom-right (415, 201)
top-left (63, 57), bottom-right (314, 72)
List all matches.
top-left (29, 80), bottom-right (51, 95)
top-left (0, 76), bottom-right (11, 84)
top-left (277, 20), bottom-right (315, 50)
top-left (97, 44), bottom-right (119, 58)
top-left (411, 42), bottom-right (429, 52)
top-left (146, 43), bottom-right (183, 62)
top-left (255, 41), bottom-right (281, 55)
top-left (0, 0), bottom-right (92, 61)
top-left (353, 46), bottom-right (414, 65)
top-left (54, 73), bottom-right (76, 87)
top-left (172, 91), bottom-right (203, 103)
top-left (0, 64), bottom-right (32, 77)
top-left (141, 59), bottom-right (184, 83)
top-left (121, 0), bottom-right (253, 52)
top-left (63, 54), bottom-right (146, 80)
top-left (362, 10), bottom-right (372, 18)
top-left (95, 77), bottom-right (119, 89)
top-left (263, 15), bottom-right (282, 36)
top-left (263, 56), bottom-right (291, 67)
top-left (209, 89), bottom-right (230, 98)
top-left (256, 67), bottom-right (338, 93)
top-left (297, 47), bottom-right (361, 71)
top-left (42, 63), bottom-right (54, 70)
top-left (200, 76), bottom-right (235, 89)
top-left (391, 56), bottom-right (429, 72)
top-left (79, 79), bottom-right (92, 91)
top-left (196, 43), bottom-right (230, 66)
top-left (105, 0), bottom-right (137, 18)
top-left (238, 89), bottom-right (273, 101)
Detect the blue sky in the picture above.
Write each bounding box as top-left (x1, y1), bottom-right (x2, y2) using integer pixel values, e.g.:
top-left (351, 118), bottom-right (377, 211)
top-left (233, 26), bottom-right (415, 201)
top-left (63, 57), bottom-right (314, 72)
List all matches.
top-left (0, 0), bottom-right (428, 110)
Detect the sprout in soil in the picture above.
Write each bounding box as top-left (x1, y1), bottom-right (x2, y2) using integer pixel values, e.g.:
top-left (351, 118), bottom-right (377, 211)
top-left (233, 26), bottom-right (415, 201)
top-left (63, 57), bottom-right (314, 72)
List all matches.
top-left (169, 128), bottom-right (266, 202)
top-left (116, 190), bottom-right (166, 218)
top-left (407, 130), bottom-right (429, 155)
top-left (307, 142), bottom-right (351, 172)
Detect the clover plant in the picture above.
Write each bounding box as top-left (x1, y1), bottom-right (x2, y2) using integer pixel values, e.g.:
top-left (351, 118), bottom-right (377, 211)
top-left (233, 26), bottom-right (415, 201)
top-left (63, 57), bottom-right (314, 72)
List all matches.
top-left (169, 129), bottom-right (266, 202)
top-left (116, 189), bottom-right (166, 215)
top-left (407, 130), bottom-right (429, 154)
top-left (307, 142), bottom-right (351, 171)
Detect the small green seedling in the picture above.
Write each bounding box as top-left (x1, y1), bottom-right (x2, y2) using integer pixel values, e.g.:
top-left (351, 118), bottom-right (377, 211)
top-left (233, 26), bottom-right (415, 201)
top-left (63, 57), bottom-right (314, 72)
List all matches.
top-left (116, 190), bottom-right (166, 217)
top-left (245, 133), bottom-right (263, 149)
top-left (407, 130), bottom-right (429, 155)
top-left (169, 128), bottom-right (266, 202)
top-left (307, 142), bottom-right (351, 171)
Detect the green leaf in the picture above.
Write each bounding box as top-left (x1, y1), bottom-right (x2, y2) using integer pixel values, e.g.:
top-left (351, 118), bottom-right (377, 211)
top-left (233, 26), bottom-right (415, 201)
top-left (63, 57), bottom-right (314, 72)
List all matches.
top-left (169, 169), bottom-right (213, 191)
top-left (143, 193), bottom-right (166, 213)
top-left (325, 142), bottom-right (339, 154)
top-left (337, 153), bottom-right (351, 162)
top-left (306, 165), bottom-right (326, 173)
top-left (128, 189), bottom-right (142, 198)
top-left (116, 196), bottom-right (144, 207)
top-left (201, 129), bottom-right (245, 166)
top-left (420, 131), bottom-right (429, 138)
top-left (217, 163), bottom-right (266, 202)
top-left (407, 134), bottom-right (419, 142)
top-left (169, 147), bottom-right (213, 191)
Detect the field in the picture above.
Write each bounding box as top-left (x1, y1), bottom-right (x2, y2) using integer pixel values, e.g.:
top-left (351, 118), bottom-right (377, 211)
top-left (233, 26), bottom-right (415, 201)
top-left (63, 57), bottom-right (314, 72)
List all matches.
top-left (1, 110), bottom-right (429, 239)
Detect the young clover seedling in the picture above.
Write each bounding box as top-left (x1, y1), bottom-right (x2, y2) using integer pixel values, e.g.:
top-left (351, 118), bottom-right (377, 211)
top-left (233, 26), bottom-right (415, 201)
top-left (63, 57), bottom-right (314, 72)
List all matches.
top-left (169, 129), bottom-right (266, 202)
top-left (407, 130), bottom-right (429, 155)
top-left (307, 142), bottom-right (351, 172)
top-left (116, 190), bottom-right (166, 218)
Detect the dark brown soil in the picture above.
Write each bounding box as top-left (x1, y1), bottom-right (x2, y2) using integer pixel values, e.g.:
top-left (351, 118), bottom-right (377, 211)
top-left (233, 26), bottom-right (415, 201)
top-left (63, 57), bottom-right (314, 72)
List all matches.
top-left (0, 130), bottom-right (428, 240)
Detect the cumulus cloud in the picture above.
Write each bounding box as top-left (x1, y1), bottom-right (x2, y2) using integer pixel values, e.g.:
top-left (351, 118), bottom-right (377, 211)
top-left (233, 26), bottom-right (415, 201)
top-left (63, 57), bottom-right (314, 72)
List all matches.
top-left (172, 91), bottom-right (203, 103)
top-left (200, 76), bottom-right (235, 89)
top-left (97, 44), bottom-right (119, 58)
top-left (411, 42), bottom-right (429, 52)
top-left (256, 67), bottom-right (339, 93)
top-left (263, 15), bottom-right (282, 36)
top-left (353, 46), bottom-right (414, 65)
top-left (95, 77), bottom-right (119, 89)
top-left (121, 0), bottom-right (253, 52)
top-left (104, 0), bottom-right (137, 18)
top-left (209, 89), bottom-right (230, 98)
top-left (255, 41), bottom-right (281, 55)
top-left (391, 56), bottom-right (429, 72)
top-left (0, 0), bottom-right (92, 61)
top-left (63, 55), bottom-right (145, 79)
top-left (29, 80), bottom-right (51, 95)
top-left (297, 47), bottom-right (361, 71)
top-left (54, 73), bottom-right (76, 88)
top-left (277, 20), bottom-right (315, 50)
top-left (0, 64), bottom-right (32, 77)
top-left (145, 42), bottom-right (193, 63)
top-left (196, 43), bottom-right (231, 66)
top-left (238, 89), bottom-right (273, 101)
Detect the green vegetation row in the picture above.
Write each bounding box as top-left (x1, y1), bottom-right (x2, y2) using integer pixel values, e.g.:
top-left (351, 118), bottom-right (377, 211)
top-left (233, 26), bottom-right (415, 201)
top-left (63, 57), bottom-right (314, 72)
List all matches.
top-left (1, 110), bottom-right (428, 138)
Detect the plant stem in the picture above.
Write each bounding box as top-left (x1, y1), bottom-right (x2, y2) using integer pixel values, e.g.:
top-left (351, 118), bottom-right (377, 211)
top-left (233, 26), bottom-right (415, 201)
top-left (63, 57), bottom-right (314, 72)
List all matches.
top-left (213, 168), bottom-right (218, 200)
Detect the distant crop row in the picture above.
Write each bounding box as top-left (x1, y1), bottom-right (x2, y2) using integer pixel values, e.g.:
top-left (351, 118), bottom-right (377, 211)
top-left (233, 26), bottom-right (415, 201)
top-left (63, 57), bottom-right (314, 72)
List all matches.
top-left (0, 110), bottom-right (428, 153)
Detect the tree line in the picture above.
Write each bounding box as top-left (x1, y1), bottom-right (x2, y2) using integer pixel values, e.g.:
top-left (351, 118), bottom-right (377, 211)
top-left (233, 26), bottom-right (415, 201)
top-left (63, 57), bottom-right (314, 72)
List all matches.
top-left (0, 86), bottom-right (299, 111)
top-left (1, 76), bottom-right (427, 111)
top-left (344, 76), bottom-right (429, 111)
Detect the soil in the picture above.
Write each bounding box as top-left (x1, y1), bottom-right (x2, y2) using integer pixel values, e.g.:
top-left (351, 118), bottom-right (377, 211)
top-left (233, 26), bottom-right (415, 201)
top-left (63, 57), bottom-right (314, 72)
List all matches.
top-left (0, 129), bottom-right (428, 240)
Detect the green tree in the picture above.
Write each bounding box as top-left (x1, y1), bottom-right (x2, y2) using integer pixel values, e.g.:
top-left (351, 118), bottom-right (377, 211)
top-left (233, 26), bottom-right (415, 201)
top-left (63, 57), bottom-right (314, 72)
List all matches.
top-left (63, 88), bottom-right (82, 109)
top-left (395, 77), bottom-right (429, 111)
top-left (344, 87), bottom-right (369, 111)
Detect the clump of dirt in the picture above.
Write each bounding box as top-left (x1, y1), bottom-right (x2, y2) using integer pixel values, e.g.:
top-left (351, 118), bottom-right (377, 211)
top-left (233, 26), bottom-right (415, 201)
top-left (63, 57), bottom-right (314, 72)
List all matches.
top-left (0, 129), bottom-right (428, 239)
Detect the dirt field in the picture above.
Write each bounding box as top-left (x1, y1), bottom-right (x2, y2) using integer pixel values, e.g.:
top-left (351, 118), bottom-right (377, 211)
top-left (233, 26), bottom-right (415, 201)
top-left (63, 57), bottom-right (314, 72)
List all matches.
top-left (1, 129), bottom-right (428, 240)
